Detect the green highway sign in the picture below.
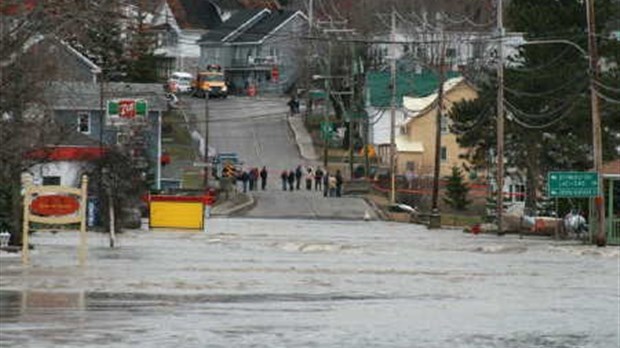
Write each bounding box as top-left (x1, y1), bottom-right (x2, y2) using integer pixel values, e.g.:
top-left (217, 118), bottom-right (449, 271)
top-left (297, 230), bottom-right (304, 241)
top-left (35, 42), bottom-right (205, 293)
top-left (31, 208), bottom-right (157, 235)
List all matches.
top-left (547, 171), bottom-right (599, 198)
top-left (320, 121), bottom-right (333, 139)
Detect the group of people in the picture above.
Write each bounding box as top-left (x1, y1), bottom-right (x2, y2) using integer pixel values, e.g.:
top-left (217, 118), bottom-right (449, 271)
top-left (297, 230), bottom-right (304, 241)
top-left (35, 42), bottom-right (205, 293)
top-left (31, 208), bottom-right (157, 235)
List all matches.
top-left (237, 167), bottom-right (268, 193)
top-left (234, 165), bottom-right (344, 197)
top-left (280, 165), bottom-right (343, 197)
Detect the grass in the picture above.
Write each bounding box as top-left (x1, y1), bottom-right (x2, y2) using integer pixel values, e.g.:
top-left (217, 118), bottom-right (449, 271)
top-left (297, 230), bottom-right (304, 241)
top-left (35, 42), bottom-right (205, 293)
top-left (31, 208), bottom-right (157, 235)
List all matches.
top-left (440, 213), bottom-right (483, 227)
top-left (182, 169), bottom-right (204, 190)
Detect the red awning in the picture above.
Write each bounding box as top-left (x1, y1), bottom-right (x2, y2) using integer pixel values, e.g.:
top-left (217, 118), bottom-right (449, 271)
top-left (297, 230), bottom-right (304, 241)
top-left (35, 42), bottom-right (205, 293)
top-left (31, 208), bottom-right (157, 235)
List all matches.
top-left (27, 147), bottom-right (106, 161)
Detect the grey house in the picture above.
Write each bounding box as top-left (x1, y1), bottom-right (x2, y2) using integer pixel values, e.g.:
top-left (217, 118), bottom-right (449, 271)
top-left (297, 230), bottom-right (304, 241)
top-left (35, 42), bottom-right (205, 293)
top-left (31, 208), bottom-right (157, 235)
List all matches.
top-left (44, 82), bottom-right (168, 190)
top-left (198, 9), bottom-right (308, 94)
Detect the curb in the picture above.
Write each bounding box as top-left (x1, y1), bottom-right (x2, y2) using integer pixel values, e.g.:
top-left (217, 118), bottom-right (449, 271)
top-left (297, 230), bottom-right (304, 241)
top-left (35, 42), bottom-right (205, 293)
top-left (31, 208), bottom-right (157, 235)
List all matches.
top-left (287, 115), bottom-right (319, 161)
top-left (211, 193), bottom-right (255, 216)
top-left (361, 196), bottom-right (388, 221)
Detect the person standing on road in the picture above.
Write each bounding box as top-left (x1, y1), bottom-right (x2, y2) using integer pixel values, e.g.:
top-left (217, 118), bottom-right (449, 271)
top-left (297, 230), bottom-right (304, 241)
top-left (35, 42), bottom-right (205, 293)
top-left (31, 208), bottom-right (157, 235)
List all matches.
top-left (335, 170), bottom-right (343, 197)
top-left (328, 174), bottom-right (337, 197)
top-left (288, 170), bottom-right (296, 191)
top-left (260, 166), bottom-right (268, 190)
top-left (241, 170), bottom-right (250, 193)
top-left (249, 168), bottom-right (257, 191)
top-left (314, 167), bottom-right (324, 191)
top-left (305, 166), bottom-right (313, 190)
top-left (281, 170), bottom-right (288, 191)
top-left (323, 171), bottom-right (330, 197)
top-left (295, 165), bottom-right (303, 190)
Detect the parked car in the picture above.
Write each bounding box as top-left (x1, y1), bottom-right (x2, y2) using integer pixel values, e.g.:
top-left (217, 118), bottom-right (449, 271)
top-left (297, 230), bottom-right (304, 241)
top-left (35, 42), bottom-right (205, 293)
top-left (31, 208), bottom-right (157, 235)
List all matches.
top-left (167, 72), bottom-right (193, 94)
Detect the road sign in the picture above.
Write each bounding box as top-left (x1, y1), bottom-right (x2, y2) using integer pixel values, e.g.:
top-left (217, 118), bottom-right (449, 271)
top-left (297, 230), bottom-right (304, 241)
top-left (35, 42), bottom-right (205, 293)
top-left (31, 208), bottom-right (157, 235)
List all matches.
top-left (548, 171), bottom-right (599, 198)
top-left (320, 121), bottom-right (333, 139)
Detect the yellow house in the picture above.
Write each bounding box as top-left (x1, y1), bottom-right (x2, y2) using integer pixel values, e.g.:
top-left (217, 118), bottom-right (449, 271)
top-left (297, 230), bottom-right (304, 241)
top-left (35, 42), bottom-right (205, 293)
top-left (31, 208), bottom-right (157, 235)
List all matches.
top-left (397, 77), bottom-right (478, 178)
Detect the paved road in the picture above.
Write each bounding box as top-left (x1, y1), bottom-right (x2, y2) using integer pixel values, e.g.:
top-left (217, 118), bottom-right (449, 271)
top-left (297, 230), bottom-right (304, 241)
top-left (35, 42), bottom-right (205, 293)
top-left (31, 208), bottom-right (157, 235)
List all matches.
top-left (1, 221), bottom-right (618, 347)
top-left (183, 95), bottom-right (375, 220)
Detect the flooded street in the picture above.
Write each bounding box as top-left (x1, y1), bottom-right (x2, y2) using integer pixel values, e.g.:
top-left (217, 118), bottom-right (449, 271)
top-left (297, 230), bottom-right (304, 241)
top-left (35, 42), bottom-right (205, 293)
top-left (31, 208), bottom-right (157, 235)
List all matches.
top-left (1, 219), bottom-right (619, 347)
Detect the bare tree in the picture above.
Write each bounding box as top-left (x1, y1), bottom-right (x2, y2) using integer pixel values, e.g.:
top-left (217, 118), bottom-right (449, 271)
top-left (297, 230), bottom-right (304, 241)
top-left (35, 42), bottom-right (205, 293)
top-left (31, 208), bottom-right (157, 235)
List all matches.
top-left (0, 0), bottom-right (133, 244)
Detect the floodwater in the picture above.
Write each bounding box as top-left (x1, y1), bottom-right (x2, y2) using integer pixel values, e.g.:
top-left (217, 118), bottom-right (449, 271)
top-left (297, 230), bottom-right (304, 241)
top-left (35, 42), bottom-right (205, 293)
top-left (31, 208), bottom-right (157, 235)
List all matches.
top-left (1, 218), bottom-right (619, 347)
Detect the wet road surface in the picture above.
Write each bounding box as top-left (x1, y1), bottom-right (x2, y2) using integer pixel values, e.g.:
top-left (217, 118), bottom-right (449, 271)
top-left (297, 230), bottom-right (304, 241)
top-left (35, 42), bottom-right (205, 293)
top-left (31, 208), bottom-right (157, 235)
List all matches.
top-left (1, 219), bottom-right (619, 347)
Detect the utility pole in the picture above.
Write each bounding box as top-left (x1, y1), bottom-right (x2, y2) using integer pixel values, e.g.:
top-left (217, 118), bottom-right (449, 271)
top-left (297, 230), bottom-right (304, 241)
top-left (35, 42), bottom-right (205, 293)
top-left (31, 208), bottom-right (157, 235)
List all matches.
top-left (496, 0), bottom-right (505, 236)
top-left (389, 8), bottom-right (397, 204)
top-left (308, 0), bottom-right (313, 36)
top-left (203, 95), bottom-right (210, 188)
top-left (349, 43), bottom-right (355, 180)
top-left (324, 39), bottom-right (332, 170)
top-left (586, 0), bottom-right (605, 246)
top-left (429, 29), bottom-right (446, 229)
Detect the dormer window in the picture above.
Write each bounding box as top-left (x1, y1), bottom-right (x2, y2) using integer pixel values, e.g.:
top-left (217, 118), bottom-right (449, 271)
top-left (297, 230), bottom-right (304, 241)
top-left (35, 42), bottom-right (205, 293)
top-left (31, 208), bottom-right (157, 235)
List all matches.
top-left (77, 112), bottom-right (90, 134)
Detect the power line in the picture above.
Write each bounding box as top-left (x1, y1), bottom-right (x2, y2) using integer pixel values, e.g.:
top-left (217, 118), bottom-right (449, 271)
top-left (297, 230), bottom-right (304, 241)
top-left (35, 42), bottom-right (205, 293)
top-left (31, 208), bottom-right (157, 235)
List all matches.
top-left (593, 87), bottom-right (620, 104)
top-left (592, 78), bottom-right (620, 93)
top-left (503, 100), bottom-right (579, 129)
top-left (503, 97), bottom-right (580, 119)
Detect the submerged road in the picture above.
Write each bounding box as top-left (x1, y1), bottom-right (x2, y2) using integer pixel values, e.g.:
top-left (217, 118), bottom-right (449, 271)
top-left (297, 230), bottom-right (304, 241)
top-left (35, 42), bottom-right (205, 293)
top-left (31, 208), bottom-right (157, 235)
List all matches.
top-left (184, 96), bottom-right (375, 220)
top-left (1, 219), bottom-right (619, 347)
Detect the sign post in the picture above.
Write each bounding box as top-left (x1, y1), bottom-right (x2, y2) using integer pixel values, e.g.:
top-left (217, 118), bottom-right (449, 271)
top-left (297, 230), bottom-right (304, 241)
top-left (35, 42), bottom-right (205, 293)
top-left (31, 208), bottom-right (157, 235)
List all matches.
top-left (22, 175), bottom-right (89, 266)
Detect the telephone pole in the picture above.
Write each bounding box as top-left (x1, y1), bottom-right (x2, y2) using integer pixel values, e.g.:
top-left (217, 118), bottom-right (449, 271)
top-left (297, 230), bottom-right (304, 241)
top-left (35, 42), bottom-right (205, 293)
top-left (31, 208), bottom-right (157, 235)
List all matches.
top-left (203, 94), bottom-right (210, 188)
top-left (389, 8), bottom-right (397, 204)
top-left (429, 28), bottom-right (446, 229)
top-left (496, 0), bottom-right (506, 236)
top-left (586, 0), bottom-right (605, 246)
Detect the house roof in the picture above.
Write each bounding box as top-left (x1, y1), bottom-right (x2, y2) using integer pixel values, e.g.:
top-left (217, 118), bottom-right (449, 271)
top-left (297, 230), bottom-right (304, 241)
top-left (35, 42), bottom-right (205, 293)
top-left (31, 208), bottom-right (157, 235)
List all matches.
top-left (45, 82), bottom-right (168, 111)
top-left (367, 70), bottom-right (461, 107)
top-left (370, 76), bottom-right (467, 147)
top-left (167, 0), bottom-right (222, 30)
top-left (230, 9), bottom-right (302, 43)
top-left (199, 8), bottom-right (267, 42)
top-left (402, 77), bottom-right (465, 115)
top-left (396, 136), bottom-right (424, 152)
top-left (601, 159), bottom-right (620, 178)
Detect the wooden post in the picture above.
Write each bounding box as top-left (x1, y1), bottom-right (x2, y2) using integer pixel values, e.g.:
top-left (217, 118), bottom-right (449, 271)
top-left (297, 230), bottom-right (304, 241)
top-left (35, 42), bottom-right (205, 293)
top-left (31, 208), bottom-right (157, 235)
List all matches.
top-left (108, 190), bottom-right (116, 248)
top-left (554, 198), bottom-right (559, 240)
top-left (21, 175), bottom-right (32, 265)
top-left (79, 175), bottom-right (89, 265)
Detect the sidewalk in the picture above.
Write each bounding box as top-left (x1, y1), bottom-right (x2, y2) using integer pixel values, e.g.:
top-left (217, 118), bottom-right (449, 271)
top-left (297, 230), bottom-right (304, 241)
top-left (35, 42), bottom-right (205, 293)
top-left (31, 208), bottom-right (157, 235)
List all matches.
top-left (287, 115), bottom-right (319, 161)
top-left (210, 192), bottom-right (255, 216)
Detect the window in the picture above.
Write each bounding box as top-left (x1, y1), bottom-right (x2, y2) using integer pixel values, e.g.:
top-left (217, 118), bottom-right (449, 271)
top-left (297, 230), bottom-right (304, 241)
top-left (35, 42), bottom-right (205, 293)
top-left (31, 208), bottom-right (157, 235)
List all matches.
top-left (440, 115), bottom-right (449, 134)
top-left (512, 184), bottom-right (526, 202)
top-left (446, 48), bottom-right (457, 58)
top-left (77, 112), bottom-right (90, 134)
top-left (406, 161), bottom-right (415, 171)
top-left (42, 176), bottom-right (61, 186)
top-left (440, 146), bottom-right (447, 162)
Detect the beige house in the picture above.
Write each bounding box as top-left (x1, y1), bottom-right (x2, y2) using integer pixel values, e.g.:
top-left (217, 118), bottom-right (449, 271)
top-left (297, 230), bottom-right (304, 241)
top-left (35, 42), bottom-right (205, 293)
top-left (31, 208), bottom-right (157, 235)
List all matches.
top-left (396, 77), bottom-right (478, 178)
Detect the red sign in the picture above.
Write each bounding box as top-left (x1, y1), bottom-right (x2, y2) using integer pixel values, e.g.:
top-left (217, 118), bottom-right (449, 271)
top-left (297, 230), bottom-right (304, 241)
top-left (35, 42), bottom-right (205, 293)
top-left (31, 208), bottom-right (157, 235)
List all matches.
top-left (271, 66), bottom-right (279, 83)
top-left (31, 195), bottom-right (80, 216)
top-left (119, 100), bottom-right (136, 119)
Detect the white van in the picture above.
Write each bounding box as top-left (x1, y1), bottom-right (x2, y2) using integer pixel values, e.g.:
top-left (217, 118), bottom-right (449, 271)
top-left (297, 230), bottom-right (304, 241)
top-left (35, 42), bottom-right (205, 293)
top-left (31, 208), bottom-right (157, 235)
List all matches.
top-left (167, 72), bottom-right (193, 93)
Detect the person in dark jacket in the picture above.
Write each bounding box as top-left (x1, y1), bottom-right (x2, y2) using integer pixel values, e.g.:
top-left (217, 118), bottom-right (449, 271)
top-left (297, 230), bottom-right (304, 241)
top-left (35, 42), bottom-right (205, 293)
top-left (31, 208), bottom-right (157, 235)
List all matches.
top-left (287, 170), bottom-right (295, 191)
top-left (335, 170), bottom-right (343, 197)
top-left (281, 170), bottom-right (288, 191)
top-left (260, 166), bottom-right (268, 190)
top-left (314, 167), bottom-right (323, 191)
top-left (249, 168), bottom-right (257, 191)
top-left (241, 170), bottom-right (250, 193)
top-left (295, 165), bottom-right (302, 190)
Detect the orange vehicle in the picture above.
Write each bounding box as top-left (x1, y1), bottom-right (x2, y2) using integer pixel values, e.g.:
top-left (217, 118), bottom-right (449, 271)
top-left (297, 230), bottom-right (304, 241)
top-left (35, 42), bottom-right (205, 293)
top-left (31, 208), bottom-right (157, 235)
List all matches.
top-left (192, 64), bottom-right (228, 98)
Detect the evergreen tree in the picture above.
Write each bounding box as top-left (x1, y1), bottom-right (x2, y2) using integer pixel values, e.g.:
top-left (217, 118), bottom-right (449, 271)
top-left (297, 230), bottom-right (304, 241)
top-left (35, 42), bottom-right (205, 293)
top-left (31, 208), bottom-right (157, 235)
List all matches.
top-left (449, 0), bottom-right (620, 212)
top-left (443, 166), bottom-right (471, 211)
